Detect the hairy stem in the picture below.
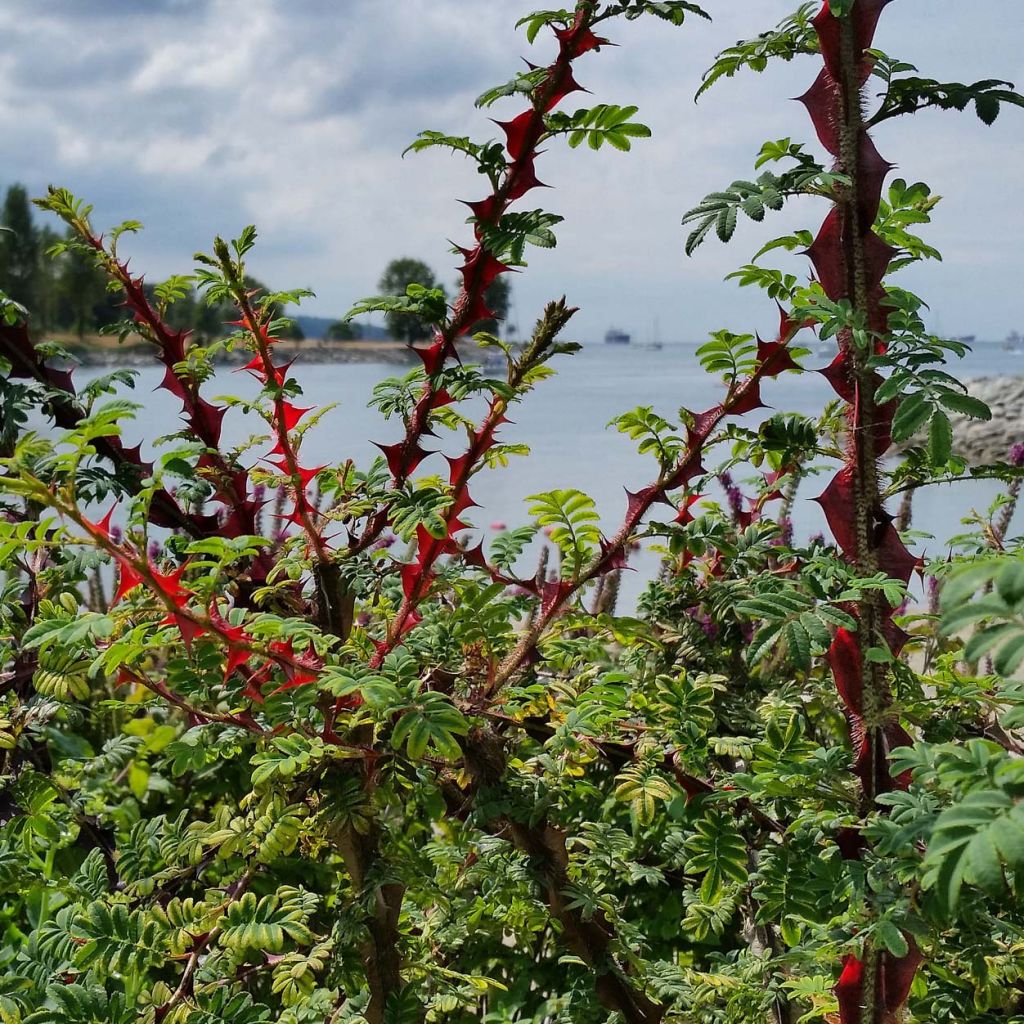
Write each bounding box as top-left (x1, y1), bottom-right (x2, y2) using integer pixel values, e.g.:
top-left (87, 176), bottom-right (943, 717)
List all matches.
top-left (837, 8), bottom-right (887, 812)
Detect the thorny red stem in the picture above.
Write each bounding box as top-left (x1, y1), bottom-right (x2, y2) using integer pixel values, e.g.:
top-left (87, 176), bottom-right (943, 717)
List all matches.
top-left (803, 3), bottom-right (923, 1022)
top-left (351, 4), bottom-right (600, 558)
top-left (490, 317), bottom-right (804, 688)
top-left (371, 397), bottom-right (508, 665)
top-left (233, 293), bottom-right (330, 562)
top-left (63, 498), bottom-right (311, 710)
top-left (85, 234), bottom-right (261, 544)
top-left (0, 319), bottom-right (198, 533)
top-left (155, 869), bottom-right (254, 1020)
top-left (121, 666), bottom-right (264, 735)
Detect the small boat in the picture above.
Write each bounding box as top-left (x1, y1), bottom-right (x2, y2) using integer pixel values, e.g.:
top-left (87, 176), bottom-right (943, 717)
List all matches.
top-left (605, 328), bottom-right (631, 345)
top-left (1004, 330), bottom-right (1023, 353)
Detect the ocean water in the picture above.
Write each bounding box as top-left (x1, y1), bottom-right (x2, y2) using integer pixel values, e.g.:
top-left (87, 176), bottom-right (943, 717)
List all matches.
top-left (73, 341), bottom-right (1021, 607)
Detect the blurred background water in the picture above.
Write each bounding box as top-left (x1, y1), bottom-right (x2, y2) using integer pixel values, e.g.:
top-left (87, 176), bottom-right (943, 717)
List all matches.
top-left (72, 341), bottom-right (1021, 609)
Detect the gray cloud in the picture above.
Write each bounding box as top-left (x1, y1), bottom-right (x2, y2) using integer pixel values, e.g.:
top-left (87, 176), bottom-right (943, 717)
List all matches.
top-left (1, 1), bottom-right (1021, 341)
top-left (16, 0), bottom-right (203, 16)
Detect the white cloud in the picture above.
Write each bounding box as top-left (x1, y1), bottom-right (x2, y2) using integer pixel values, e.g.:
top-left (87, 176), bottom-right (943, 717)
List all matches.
top-left (1, 0), bottom-right (1022, 340)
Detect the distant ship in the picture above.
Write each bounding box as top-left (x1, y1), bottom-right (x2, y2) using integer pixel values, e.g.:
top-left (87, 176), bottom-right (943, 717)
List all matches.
top-left (605, 328), bottom-right (631, 345)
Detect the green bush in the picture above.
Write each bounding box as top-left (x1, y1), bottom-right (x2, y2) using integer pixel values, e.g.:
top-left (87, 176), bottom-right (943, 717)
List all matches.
top-left (0, 4), bottom-right (1022, 1024)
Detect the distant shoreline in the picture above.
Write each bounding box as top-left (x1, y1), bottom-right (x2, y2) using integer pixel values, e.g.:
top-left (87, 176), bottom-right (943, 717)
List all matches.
top-left (55, 335), bottom-right (427, 368)
top-left (48, 340), bottom-right (1024, 465)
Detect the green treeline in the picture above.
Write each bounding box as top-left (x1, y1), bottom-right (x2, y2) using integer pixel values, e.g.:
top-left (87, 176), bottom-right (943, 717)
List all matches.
top-left (0, 183), bottom-right (303, 341)
top-left (1, 184), bottom-right (512, 345)
top-left (0, 183), bottom-right (114, 338)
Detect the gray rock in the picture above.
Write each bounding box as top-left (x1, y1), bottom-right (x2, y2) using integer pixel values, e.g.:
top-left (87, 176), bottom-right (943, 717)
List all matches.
top-left (901, 376), bottom-right (1024, 465)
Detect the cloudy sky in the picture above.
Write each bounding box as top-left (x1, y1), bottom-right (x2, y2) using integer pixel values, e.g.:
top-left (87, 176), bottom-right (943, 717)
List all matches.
top-left (2, 1), bottom-right (1021, 342)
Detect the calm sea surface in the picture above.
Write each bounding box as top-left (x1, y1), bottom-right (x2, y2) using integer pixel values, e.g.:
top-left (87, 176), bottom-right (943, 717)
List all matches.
top-left (74, 342), bottom-right (1021, 607)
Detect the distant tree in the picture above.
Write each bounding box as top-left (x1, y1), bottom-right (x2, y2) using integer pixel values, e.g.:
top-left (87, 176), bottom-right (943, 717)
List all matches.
top-left (281, 317), bottom-right (304, 340)
top-left (185, 276), bottom-right (303, 340)
top-left (232, 278), bottom-right (304, 339)
top-left (143, 280), bottom-right (309, 340)
top-left (465, 275), bottom-right (511, 336)
top-left (378, 257), bottom-right (441, 344)
top-left (327, 320), bottom-right (359, 341)
top-left (54, 243), bottom-right (115, 339)
top-left (35, 225), bottom-right (62, 330)
top-left (193, 292), bottom-right (233, 339)
top-left (0, 185), bottom-right (40, 311)
top-left (159, 283), bottom-right (200, 335)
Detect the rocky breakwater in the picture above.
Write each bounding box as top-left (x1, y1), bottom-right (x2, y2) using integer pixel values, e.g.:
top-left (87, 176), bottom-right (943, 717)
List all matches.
top-left (918, 376), bottom-right (1024, 465)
